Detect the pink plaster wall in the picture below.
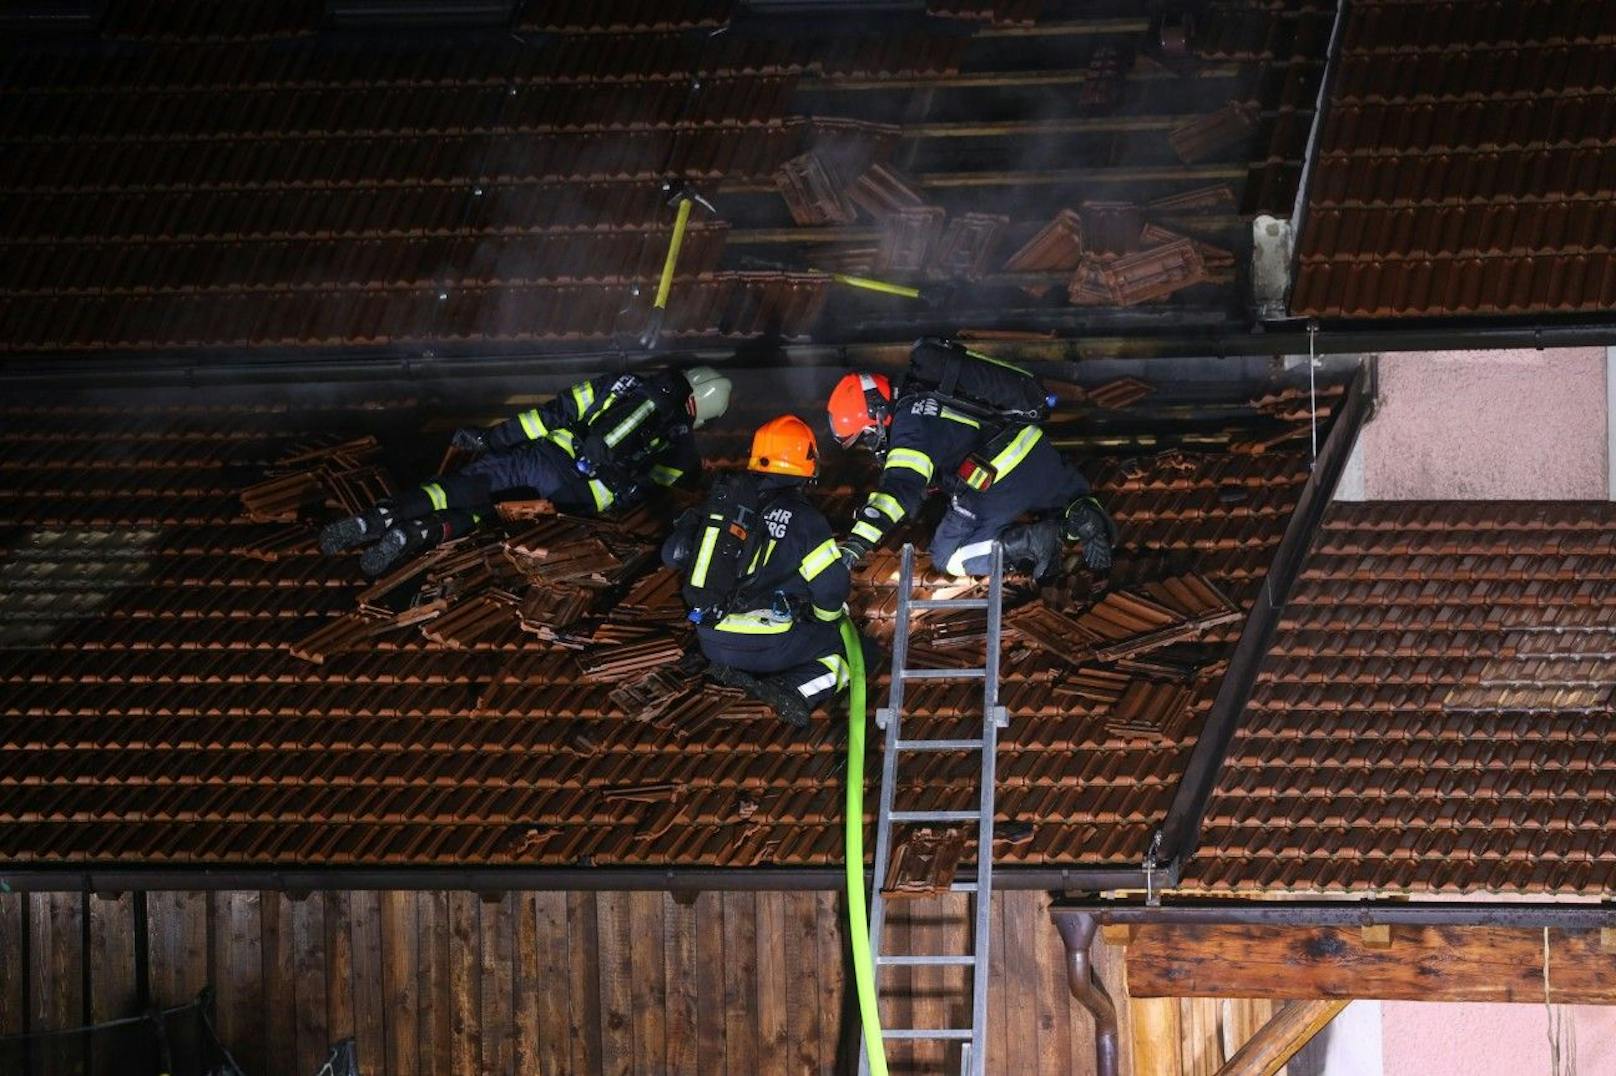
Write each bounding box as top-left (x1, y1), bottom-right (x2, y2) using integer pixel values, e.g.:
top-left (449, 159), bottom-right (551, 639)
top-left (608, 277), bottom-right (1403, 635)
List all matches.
top-left (1382, 1002), bottom-right (1616, 1076)
top-left (1351, 348), bottom-right (1608, 500)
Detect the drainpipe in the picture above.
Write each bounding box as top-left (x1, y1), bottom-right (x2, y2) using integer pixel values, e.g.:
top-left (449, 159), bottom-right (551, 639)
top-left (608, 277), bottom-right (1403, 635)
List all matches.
top-left (1053, 912), bottom-right (1120, 1076)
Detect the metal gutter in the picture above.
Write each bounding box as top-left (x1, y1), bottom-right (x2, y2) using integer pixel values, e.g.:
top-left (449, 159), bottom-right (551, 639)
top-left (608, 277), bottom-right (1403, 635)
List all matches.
top-left (1053, 899), bottom-right (1616, 930)
top-left (1284, 0), bottom-right (1348, 267)
top-left (1145, 359), bottom-right (1374, 883)
top-left (0, 864), bottom-right (1156, 894)
top-left (9, 317), bottom-right (1616, 391)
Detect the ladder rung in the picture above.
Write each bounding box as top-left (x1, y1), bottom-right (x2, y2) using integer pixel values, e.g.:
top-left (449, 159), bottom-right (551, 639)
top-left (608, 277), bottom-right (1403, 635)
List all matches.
top-left (877, 954), bottom-right (976, 967)
top-left (883, 1029), bottom-right (973, 1040)
top-left (900, 667), bottom-right (986, 681)
top-left (910, 598), bottom-right (990, 610)
top-left (895, 738), bottom-right (985, 751)
top-left (890, 810), bottom-right (980, 823)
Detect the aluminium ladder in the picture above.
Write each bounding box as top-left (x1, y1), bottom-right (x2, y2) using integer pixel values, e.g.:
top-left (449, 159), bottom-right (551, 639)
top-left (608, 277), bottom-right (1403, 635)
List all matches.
top-left (860, 542), bottom-right (1007, 1076)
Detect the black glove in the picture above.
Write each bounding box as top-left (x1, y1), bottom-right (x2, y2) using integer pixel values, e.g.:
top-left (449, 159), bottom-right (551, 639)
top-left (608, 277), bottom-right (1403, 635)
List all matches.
top-left (1063, 497), bottom-right (1115, 573)
top-left (451, 427), bottom-right (489, 454)
top-left (839, 536), bottom-right (874, 569)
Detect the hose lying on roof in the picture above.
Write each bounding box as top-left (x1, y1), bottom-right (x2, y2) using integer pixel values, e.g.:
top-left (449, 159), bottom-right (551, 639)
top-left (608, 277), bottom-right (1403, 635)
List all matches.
top-left (839, 615), bottom-right (889, 1076)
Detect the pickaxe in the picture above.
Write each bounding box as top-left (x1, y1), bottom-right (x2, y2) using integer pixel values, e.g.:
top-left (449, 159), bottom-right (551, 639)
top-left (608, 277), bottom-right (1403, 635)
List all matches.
top-left (639, 181), bottom-right (717, 350)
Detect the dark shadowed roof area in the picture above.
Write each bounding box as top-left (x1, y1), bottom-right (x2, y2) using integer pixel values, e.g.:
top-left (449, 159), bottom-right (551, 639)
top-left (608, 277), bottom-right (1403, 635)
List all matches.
top-left (0, 0), bottom-right (1332, 356)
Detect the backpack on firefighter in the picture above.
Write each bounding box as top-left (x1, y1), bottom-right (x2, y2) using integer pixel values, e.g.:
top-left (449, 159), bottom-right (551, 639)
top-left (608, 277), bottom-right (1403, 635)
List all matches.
top-left (900, 337), bottom-right (1055, 426)
top-left (573, 373), bottom-right (692, 488)
top-left (679, 470), bottom-right (767, 625)
top-left (903, 337), bottom-right (1058, 494)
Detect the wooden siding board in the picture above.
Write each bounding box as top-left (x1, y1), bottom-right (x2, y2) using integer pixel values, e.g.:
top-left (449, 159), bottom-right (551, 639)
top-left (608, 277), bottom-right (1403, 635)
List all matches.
top-left (448, 891), bottom-right (482, 1075)
top-left (290, 894), bottom-right (330, 1076)
top-left (87, 891), bottom-right (137, 1076)
top-left (533, 891), bottom-right (571, 1076)
top-left (595, 890), bottom-right (634, 1075)
top-left (722, 891), bottom-right (760, 1076)
top-left (755, 891), bottom-right (790, 1071)
top-left (349, 890), bottom-right (387, 1076)
top-left (479, 892), bottom-right (516, 1076)
top-left (261, 892), bottom-right (300, 1076)
top-left (379, 890), bottom-right (421, 1076)
top-left (628, 891), bottom-right (669, 1074)
top-left (418, 891), bottom-right (454, 1075)
top-left (694, 891), bottom-right (728, 1073)
top-left (211, 892), bottom-right (265, 1076)
top-left (565, 892), bottom-right (604, 1076)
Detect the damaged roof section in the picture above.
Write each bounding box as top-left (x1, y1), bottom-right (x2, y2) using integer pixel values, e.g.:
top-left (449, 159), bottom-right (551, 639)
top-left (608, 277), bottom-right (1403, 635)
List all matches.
top-left (1188, 500), bottom-right (1616, 895)
top-left (0, 0), bottom-right (1332, 355)
top-left (0, 373), bottom-right (1341, 873)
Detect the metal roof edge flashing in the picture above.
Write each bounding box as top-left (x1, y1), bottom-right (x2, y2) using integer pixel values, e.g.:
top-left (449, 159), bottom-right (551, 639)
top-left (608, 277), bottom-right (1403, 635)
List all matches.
top-left (1051, 899), bottom-right (1616, 930)
top-left (1140, 360), bottom-right (1374, 890)
top-left (0, 864), bottom-right (1162, 894)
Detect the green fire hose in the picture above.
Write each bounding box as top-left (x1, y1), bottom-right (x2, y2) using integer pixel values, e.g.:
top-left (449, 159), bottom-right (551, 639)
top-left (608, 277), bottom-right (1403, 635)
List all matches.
top-left (839, 616), bottom-right (889, 1076)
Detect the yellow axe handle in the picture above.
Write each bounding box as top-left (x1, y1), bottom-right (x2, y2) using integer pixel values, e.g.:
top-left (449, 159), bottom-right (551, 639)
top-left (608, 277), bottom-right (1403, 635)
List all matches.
top-left (653, 197), bottom-right (693, 311)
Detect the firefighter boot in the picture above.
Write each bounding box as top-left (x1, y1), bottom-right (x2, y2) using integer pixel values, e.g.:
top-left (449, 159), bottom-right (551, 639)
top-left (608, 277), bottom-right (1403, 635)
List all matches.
top-left (709, 665), bottom-right (813, 730)
top-left (357, 518), bottom-right (432, 577)
top-left (319, 503), bottom-right (394, 555)
top-left (999, 519), bottom-right (1062, 581)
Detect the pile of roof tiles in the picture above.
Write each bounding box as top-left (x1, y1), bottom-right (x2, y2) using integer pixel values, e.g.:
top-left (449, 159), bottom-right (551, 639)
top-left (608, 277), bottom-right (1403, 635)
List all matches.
top-left (1002, 191), bottom-right (1237, 307)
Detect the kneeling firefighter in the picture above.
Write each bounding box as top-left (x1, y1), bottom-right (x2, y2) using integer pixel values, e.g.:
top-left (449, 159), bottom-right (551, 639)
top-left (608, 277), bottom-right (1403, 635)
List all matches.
top-left (662, 415), bottom-right (853, 729)
top-left (321, 366), bottom-right (731, 575)
top-left (827, 338), bottom-right (1114, 579)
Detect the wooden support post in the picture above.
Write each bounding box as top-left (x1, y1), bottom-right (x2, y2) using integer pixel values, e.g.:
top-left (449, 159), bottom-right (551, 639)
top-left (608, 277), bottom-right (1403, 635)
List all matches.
top-left (1130, 997), bottom-right (1181, 1076)
top-left (1215, 1000), bottom-right (1347, 1076)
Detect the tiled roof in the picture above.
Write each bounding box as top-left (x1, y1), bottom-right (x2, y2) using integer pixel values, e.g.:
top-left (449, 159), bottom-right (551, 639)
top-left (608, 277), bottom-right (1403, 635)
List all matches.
top-left (1187, 500), bottom-right (1616, 895)
top-left (1291, 0), bottom-right (1616, 318)
top-left (0, 384), bottom-right (1324, 871)
top-left (0, 0), bottom-right (1331, 354)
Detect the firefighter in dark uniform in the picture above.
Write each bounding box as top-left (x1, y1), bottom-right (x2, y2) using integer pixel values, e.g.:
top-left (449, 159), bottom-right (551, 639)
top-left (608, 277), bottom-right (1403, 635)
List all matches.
top-left (662, 415), bottom-right (852, 729)
top-left (826, 351), bottom-right (1114, 579)
top-left (320, 366), bottom-right (731, 575)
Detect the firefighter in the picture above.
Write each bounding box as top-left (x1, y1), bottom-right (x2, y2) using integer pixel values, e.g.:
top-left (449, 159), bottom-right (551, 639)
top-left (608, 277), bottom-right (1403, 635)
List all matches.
top-left (320, 366), bottom-right (731, 576)
top-left (662, 415), bottom-right (852, 729)
top-left (825, 362), bottom-right (1114, 579)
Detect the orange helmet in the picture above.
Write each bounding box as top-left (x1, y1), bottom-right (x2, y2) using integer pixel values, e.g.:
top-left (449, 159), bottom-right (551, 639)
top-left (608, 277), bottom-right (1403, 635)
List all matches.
top-left (748, 415), bottom-right (819, 478)
top-left (827, 372), bottom-right (893, 449)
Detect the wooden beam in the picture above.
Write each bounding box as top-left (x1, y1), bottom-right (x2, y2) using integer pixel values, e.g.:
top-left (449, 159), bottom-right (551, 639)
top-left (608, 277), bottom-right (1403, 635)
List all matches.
top-left (1126, 924), bottom-right (1616, 1003)
top-left (1130, 997), bottom-right (1180, 1076)
top-left (1216, 1000), bottom-right (1347, 1076)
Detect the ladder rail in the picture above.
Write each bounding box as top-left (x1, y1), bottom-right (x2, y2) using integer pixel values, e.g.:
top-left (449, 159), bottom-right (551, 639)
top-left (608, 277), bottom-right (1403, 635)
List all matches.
top-left (966, 542), bottom-right (1005, 1076)
top-left (860, 545), bottom-right (915, 1076)
top-left (860, 542), bottom-right (1004, 1076)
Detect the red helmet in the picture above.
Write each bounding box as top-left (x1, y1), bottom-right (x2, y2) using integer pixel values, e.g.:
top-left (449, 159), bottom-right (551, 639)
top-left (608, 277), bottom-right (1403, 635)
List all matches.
top-left (827, 372), bottom-right (893, 449)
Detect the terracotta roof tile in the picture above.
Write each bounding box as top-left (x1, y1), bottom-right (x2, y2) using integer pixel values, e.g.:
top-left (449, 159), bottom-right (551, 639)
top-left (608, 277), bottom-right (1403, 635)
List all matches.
top-left (1186, 500), bottom-right (1616, 896)
top-left (1293, 0), bottom-right (1616, 317)
top-left (0, 393), bottom-right (1317, 869)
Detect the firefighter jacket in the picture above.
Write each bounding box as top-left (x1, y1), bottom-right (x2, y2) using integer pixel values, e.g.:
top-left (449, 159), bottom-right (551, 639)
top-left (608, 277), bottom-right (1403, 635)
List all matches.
top-left (483, 371), bottom-right (701, 512)
top-left (664, 475), bottom-right (850, 636)
top-left (848, 392), bottom-right (1050, 550)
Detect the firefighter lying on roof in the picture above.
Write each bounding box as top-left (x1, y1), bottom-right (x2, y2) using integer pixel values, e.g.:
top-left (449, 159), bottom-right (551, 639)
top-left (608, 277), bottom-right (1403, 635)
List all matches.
top-left (826, 338), bottom-right (1115, 580)
top-left (321, 366), bottom-right (732, 576)
top-left (662, 415), bottom-right (853, 729)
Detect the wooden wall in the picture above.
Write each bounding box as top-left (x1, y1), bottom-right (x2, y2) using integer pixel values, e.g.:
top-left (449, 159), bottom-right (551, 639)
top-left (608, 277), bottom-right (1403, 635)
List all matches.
top-left (0, 888), bottom-right (1282, 1075)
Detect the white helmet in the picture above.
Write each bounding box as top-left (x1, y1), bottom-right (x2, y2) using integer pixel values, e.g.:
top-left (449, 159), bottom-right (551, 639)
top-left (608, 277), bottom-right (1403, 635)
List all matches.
top-left (682, 366), bottom-right (731, 428)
